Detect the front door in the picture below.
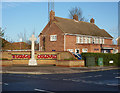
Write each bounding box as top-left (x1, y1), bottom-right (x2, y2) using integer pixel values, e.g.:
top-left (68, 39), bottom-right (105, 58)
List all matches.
top-left (75, 49), bottom-right (80, 54)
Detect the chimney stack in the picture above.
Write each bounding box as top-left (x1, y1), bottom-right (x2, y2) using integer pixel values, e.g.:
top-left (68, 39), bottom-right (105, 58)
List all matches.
top-left (90, 18), bottom-right (95, 23)
top-left (73, 14), bottom-right (78, 21)
top-left (50, 10), bottom-right (55, 25)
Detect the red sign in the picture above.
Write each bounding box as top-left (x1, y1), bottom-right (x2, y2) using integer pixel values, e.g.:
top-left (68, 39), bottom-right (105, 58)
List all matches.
top-left (37, 54), bottom-right (57, 59)
top-left (12, 54), bottom-right (31, 59)
top-left (12, 54), bottom-right (57, 60)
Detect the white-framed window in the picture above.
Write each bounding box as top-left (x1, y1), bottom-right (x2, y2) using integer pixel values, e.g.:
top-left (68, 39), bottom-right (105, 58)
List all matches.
top-left (76, 36), bottom-right (80, 43)
top-left (82, 48), bottom-right (88, 53)
top-left (67, 49), bottom-right (73, 52)
top-left (96, 38), bottom-right (99, 44)
top-left (75, 49), bottom-right (80, 54)
top-left (50, 35), bottom-right (57, 41)
top-left (95, 38), bottom-right (98, 44)
top-left (84, 37), bottom-right (87, 43)
top-left (113, 49), bottom-right (118, 54)
top-left (102, 38), bottom-right (104, 44)
top-left (92, 37), bottom-right (95, 44)
top-left (99, 38), bottom-right (102, 44)
top-left (80, 36), bottom-right (83, 44)
top-left (88, 37), bottom-right (91, 43)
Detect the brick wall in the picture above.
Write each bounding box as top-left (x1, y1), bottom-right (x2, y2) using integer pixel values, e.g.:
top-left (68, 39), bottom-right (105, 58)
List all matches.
top-left (65, 35), bottom-right (117, 53)
top-left (65, 35), bottom-right (76, 51)
top-left (104, 39), bottom-right (113, 45)
top-left (40, 23), bottom-right (64, 51)
top-left (2, 51), bottom-right (75, 65)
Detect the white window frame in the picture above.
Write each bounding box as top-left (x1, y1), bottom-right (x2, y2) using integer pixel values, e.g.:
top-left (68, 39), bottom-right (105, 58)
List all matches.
top-left (92, 37), bottom-right (95, 44)
top-left (96, 38), bottom-right (98, 44)
top-left (50, 35), bottom-right (57, 41)
top-left (95, 38), bottom-right (98, 44)
top-left (67, 49), bottom-right (73, 52)
top-left (88, 37), bottom-right (91, 44)
top-left (76, 36), bottom-right (80, 43)
top-left (80, 36), bottom-right (83, 44)
top-left (82, 48), bottom-right (88, 53)
top-left (102, 38), bottom-right (104, 44)
top-left (99, 38), bottom-right (102, 44)
top-left (84, 37), bottom-right (87, 44)
top-left (75, 49), bottom-right (80, 54)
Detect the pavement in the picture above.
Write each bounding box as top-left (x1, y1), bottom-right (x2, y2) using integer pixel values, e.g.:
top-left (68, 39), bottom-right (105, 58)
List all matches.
top-left (1, 65), bottom-right (120, 75)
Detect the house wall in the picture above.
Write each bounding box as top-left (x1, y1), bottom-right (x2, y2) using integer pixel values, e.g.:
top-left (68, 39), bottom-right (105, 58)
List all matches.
top-left (65, 35), bottom-right (117, 54)
top-left (104, 39), bottom-right (113, 45)
top-left (39, 23), bottom-right (117, 53)
top-left (117, 38), bottom-right (120, 53)
top-left (40, 23), bottom-right (64, 51)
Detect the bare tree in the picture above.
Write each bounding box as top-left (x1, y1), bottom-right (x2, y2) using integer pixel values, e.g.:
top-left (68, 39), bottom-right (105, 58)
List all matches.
top-left (17, 31), bottom-right (27, 42)
top-left (0, 27), bottom-right (6, 37)
top-left (0, 27), bottom-right (6, 48)
top-left (69, 7), bottom-right (88, 22)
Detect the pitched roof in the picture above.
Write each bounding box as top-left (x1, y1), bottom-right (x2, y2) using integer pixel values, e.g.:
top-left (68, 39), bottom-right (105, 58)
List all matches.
top-left (53, 17), bottom-right (113, 38)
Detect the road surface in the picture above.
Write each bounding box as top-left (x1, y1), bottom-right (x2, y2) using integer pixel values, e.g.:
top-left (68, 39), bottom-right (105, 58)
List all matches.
top-left (2, 69), bottom-right (120, 92)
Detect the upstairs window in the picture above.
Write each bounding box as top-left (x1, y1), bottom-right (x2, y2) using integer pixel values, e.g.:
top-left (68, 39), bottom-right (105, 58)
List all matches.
top-left (99, 38), bottom-right (102, 44)
top-left (102, 38), bottom-right (104, 44)
top-left (76, 36), bottom-right (80, 43)
top-left (95, 38), bottom-right (98, 44)
top-left (92, 37), bottom-right (95, 44)
top-left (88, 37), bottom-right (91, 43)
top-left (84, 37), bottom-right (87, 43)
top-left (50, 35), bottom-right (57, 41)
top-left (80, 36), bottom-right (83, 44)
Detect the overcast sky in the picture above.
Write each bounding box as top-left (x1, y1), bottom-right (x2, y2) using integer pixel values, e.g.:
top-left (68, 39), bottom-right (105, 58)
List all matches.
top-left (2, 2), bottom-right (119, 44)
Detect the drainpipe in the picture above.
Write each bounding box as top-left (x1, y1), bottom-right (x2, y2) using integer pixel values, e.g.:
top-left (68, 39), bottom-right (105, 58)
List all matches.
top-left (39, 36), bottom-right (40, 51)
top-left (64, 34), bottom-right (66, 51)
top-left (100, 44), bottom-right (102, 53)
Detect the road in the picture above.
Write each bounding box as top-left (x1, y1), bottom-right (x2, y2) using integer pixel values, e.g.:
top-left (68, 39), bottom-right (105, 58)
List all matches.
top-left (2, 69), bottom-right (120, 92)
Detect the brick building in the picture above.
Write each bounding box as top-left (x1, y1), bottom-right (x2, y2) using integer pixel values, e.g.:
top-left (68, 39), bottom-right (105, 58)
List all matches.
top-left (116, 36), bottom-right (120, 52)
top-left (0, 37), bottom-right (31, 50)
top-left (39, 10), bottom-right (118, 54)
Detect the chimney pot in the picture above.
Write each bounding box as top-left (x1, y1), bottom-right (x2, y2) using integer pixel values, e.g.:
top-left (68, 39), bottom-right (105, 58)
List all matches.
top-left (90, 18), bottom-right (95, 23)
top-left (73, 14), bottom-right (78, 21)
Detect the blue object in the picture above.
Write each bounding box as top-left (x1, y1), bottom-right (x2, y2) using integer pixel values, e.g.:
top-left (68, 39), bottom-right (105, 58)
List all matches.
top-left (72, 52), bottom-right (82, 60)
top-left (76, 53), bottom-right (82, 60)
top-left (52, 50), bottom-right (56, 51)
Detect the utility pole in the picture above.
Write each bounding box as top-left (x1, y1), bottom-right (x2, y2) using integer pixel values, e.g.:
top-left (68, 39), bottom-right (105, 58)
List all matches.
top-left (48, 0), bottom-right (54, 22)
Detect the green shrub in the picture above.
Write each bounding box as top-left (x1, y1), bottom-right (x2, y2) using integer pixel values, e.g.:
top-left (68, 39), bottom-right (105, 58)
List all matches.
top-left (0, 58), bottom-right (8, 60)
top-left (81, 53), bottom-right (120, 66)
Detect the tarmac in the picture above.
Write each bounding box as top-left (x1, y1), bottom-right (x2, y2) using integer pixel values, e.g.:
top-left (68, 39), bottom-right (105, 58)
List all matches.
top-left (1, 65), bottom-right (120, 75)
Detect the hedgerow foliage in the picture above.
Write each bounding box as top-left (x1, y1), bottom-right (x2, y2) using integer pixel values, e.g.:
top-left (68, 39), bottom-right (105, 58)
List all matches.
top-left (81, 53), bottom-right (120, 66)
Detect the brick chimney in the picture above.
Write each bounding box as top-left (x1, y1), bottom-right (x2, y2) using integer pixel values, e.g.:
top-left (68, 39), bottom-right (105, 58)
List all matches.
top-left (50, 10), bottom-right (55, 25)
top-left (73, 14), bottom-right (78, 21)
top-left (90, 18), bottom-right (95, 23)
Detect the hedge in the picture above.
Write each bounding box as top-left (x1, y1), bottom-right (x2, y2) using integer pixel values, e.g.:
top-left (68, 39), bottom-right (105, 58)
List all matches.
top-left (0, 58), bottom-right (8, 60)
top-left (81, 53), bottom-right (120, 66)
